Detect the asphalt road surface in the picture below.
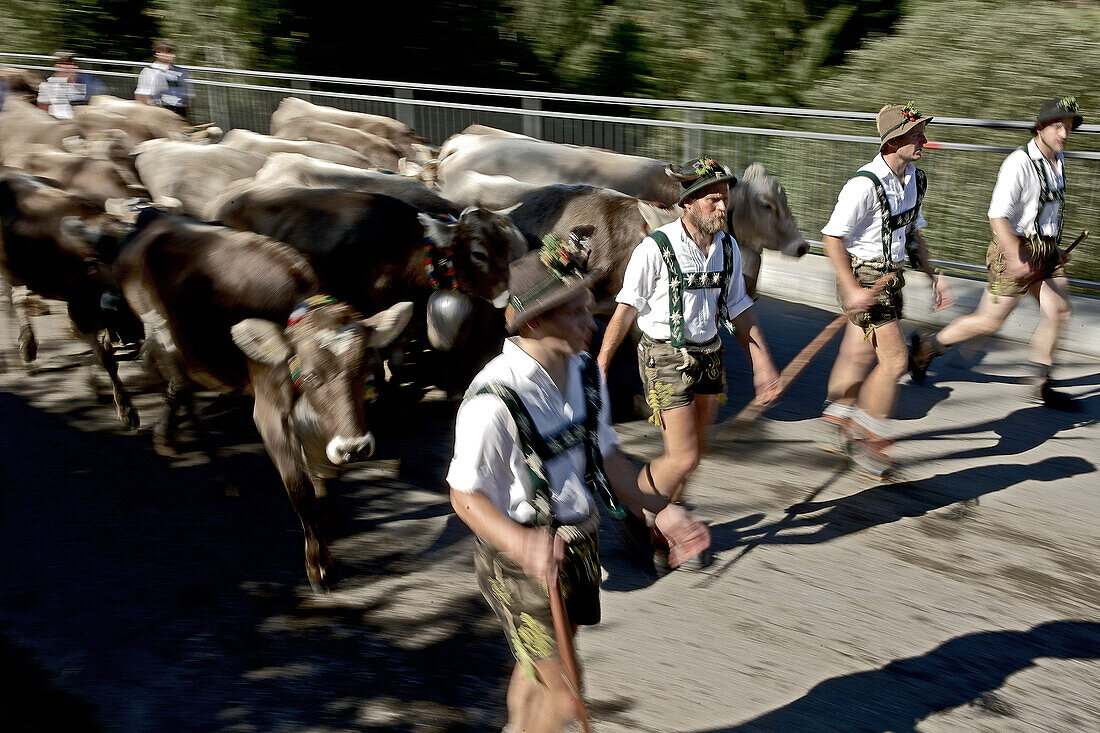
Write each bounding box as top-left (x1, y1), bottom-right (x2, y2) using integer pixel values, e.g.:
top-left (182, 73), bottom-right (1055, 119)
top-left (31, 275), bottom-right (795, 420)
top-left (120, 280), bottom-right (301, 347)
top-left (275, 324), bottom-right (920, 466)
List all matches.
top-left (1, 294), bottom-right (1097, 732)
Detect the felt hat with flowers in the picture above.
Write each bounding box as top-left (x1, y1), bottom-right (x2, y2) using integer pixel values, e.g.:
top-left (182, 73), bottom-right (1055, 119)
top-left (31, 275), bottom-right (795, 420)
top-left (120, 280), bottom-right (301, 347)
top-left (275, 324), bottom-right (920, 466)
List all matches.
top-left (877, 102), bottom-right (932, 147)
top-left (674, 156), bottom-right (737, 204)
top-left (1032, 96), bottom-right (1083, 133)
top-left (505, 226), bottom-right (603, 333)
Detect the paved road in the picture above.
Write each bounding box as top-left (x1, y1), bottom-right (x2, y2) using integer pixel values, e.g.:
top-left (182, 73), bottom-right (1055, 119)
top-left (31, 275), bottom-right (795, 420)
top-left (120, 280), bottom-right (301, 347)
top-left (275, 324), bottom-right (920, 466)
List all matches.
top-left (1, 295), bottom-right (1097, 732)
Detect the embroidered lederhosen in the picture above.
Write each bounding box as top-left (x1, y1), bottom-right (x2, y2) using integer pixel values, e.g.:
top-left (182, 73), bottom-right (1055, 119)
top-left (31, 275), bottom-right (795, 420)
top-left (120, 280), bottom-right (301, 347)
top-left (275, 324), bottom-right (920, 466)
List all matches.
top-left (987, 150), bottom-right (1067, 298)
top-left (839, 169), bottom-right (926, 335)
top-left (468, 354), bottom-right (615, 662)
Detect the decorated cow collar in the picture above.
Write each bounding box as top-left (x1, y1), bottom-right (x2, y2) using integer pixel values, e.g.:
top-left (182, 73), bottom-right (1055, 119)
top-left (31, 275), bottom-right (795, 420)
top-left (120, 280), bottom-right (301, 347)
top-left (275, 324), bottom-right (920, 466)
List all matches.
top-left (286, 294), bottom-right (338, 332)
top-left (423, 215), bottom-right (460, 291)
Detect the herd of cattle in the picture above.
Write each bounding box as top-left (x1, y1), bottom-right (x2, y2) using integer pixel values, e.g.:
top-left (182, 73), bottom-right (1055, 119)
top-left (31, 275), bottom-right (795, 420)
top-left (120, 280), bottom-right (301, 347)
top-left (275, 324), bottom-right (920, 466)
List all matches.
top-left (0, 65), bottom-right (807, 589)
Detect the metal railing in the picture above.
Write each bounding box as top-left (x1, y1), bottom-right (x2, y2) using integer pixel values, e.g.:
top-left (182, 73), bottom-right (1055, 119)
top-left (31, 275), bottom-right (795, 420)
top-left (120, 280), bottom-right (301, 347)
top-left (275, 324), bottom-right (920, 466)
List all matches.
top-left (3, 52), bottom-right (1098, 291)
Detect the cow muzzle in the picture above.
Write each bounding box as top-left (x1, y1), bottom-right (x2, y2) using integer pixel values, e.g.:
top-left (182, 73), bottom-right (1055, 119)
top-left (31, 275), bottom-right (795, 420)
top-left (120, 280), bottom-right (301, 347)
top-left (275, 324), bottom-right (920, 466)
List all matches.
top-left (326, 433), bottom-right (375, 465)
top-left (783, 237), bottom-right (810, 258)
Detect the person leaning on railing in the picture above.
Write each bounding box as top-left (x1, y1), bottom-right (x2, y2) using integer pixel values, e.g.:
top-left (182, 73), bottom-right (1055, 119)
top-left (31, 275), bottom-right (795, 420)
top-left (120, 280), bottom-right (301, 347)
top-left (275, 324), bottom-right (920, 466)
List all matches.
top-left (134, 40), bottom-right (192, 119)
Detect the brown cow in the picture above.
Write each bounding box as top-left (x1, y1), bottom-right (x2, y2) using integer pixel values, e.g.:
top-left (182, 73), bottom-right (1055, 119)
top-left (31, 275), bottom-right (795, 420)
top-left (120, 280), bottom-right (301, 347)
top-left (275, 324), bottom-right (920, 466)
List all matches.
top-left (273, 117), bottom-right (402, 171)
top-left (115, 208), bottom-right (413, 590)
top-left (0, 98), bottom-right (81, 164)
top-left (270, 97), bottom-right (424, 160)
top-left (0, 168), bottom-right (140, 427)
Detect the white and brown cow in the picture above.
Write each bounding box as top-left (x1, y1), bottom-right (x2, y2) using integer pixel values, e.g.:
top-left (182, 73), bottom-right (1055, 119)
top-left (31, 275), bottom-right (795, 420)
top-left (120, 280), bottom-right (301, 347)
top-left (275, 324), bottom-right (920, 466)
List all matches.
top-left (115, 208), bottom-right (412, 590)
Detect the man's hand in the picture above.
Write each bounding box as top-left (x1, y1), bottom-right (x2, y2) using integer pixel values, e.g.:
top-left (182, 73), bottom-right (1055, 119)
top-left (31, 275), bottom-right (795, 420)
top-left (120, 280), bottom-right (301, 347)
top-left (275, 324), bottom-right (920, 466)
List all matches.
top-left (1005, 255), bottom-right (1034, 280)
top-left (1060, 248), bottom-right (1073, 265)
top-left (753, 359), bottom-right (781, 406)
top-left (932, 276), bottom-right (955, 311)
top-left (510, 527), bottom-right (563, 581)
top-left (843, 286), bottom-right (878, 317)
top-left (654, 504), bottom-right (711, 569)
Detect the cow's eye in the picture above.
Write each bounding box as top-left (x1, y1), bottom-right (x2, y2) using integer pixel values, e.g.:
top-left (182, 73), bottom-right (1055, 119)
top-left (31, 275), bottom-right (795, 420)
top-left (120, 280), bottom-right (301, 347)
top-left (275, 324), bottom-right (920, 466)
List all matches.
top-left (758, 199), bottom-right (774, 212)
top-left (471, 249), bottom-right (489, 263)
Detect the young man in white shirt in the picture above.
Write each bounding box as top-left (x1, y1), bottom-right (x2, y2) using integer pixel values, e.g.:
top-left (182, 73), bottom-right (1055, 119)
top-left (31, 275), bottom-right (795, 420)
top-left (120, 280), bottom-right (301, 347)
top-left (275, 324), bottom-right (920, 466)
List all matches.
top-left (597, 157), bottom-right (780, 569)
top-left (36, 51), bottom-right (102, 120)
top-left (909, 97), bottom-right (1083, 411)
top-left (135, 40), bottom-right (191, 118)
top-left (819, 104), bottom-right (952, 478)
top-left (449, 233), bottom-right (710, 733)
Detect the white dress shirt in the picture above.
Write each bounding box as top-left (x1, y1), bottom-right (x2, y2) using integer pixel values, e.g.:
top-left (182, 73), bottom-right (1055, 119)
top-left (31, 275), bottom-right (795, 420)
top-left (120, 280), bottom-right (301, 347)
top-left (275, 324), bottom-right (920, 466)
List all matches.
top-left (821, 154), bottom-right (928, 264)
top-left (988, 139), bottom-right (1064, 238)
top-left (615, 218), bottom-right (753, 342)
top-left (36, 75), bottom-right (87, 120)
top-left (447, 338), bottom-right (619, 525)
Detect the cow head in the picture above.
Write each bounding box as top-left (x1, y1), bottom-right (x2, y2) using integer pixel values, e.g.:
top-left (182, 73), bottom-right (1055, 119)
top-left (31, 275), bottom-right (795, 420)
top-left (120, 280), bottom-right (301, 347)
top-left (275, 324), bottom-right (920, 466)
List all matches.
top-left (729, 163), bottom-right (808, 259)
top-left (418, 208), bottom-right (526, 308)
top-left (231, 300), bottom-right (413, 477)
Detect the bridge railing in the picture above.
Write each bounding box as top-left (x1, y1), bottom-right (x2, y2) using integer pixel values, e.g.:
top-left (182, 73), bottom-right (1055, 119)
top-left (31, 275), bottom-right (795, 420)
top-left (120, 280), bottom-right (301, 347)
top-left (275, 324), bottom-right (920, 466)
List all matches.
top-left (3, 52), bottom-right (1098, 290)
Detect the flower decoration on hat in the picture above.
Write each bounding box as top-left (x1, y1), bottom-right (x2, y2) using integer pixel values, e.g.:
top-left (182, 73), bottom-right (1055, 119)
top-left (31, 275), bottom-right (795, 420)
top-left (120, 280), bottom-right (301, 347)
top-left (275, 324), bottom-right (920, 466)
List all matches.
top-left (1059, 96), bottom-right (1080, 114)
top-left (690, 157), bottom-right (720, 179)
top-left (539, 232), bottom-right (589, 280)
top-left (902, 101), bottom-right (922, 122)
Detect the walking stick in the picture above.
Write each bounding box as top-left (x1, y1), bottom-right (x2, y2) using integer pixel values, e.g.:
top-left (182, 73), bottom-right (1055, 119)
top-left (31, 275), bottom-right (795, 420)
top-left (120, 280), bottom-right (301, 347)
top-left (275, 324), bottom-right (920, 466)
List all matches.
top-left (1063, 230), bottom-right (1089, 257)
top-left (547, 533), bottom-right (594, 733)
top-left (713, 272), bottom-right (898, 441)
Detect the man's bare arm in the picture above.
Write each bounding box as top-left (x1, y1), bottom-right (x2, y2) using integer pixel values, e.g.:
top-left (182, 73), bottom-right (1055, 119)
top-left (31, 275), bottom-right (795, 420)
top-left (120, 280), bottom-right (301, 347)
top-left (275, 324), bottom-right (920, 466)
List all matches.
top-left (596, 303), bottom-right (637, 374)
top-left (450, 487), bottom-right (559, 579)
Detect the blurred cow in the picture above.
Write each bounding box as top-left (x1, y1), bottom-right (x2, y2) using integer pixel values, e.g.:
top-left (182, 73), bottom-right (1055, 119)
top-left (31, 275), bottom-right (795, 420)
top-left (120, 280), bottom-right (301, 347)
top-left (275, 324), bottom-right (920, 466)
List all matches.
top-left (270, 97), bottom-right (426, 160)
top-left (132, 139), bottom-right (265, 217)
top-left (219, 129), bottom-right (376, 169)
top-left (273, 117), bottom-right (402, 171)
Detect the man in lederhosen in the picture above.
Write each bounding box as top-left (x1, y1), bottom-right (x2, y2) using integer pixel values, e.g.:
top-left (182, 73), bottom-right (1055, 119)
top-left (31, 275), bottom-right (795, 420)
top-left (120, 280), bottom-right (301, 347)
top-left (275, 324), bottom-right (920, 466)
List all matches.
top-left (908, 97), bottom-right (1083, 411)
top-left (597, 157), bottom-right (780, 570)
top-left (819, 104), bottom-right (953, 478)
top-left (449, 232), bottom-right (710, 732)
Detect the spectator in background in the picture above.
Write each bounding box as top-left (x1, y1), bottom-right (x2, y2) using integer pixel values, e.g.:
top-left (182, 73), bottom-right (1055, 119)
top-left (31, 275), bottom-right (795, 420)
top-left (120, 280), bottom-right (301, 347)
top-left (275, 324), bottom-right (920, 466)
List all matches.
top-left (135, 40), bottom-right (191, 118)
top-left (37, 51), bottom-right (104, 119)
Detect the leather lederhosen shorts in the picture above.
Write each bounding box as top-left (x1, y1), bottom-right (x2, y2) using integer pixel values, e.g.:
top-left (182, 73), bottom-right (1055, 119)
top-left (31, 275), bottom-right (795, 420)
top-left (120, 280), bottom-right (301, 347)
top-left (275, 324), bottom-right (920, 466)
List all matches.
top-left (837, 259), bottom-right (905, 335)
top-left (987, 235), bottom-right (1066, 298)
top-left (474, 512), bottom-right (600, 676)
top-left (638, 333), bottom-right (726, 421)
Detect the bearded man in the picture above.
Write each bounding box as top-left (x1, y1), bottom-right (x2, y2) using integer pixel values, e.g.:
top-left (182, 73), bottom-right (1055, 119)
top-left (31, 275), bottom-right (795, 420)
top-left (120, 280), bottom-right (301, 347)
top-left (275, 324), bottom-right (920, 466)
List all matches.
top-left (598, 156), bottom-right (780, 572)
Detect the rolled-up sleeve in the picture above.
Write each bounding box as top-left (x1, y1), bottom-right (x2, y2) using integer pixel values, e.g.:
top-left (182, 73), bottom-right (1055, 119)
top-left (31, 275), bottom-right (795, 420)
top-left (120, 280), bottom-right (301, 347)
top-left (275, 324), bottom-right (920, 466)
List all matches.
top-left (822, 177), bottom-right (875, 239)
top-left (446, 394), bottom-right (515, 509)
top-left (615, 238), bottom-right (660, 311)
top-left (596, 372), bottom-right (620, 458)
top-left (988, 154), bottom-right (1025, 221)
top-left (724, 236), bottom-right (754, 320)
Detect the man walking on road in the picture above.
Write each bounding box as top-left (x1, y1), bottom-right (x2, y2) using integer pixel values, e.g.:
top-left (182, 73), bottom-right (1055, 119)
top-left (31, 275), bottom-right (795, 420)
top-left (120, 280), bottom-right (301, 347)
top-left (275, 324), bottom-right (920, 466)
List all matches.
top-left (597, 157), bottom-right (780, 570)
top-left (819, 103), bottom-right (952, 478)
top-left (449, 233), bottom-right (710, 732)
top-left (909, 97), bottom-right (1083, 411)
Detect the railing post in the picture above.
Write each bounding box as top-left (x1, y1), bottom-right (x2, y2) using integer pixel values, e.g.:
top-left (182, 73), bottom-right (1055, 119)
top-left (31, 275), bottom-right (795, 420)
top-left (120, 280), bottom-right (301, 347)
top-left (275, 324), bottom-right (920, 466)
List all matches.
top-left (207, 82), bottom-right (232, 132)
top-left (683, 109), bottom-right (702, 161)
top-left (395, 88), bottom-right (416, 133)
top-left (523, 97), bottom-right (542, 139)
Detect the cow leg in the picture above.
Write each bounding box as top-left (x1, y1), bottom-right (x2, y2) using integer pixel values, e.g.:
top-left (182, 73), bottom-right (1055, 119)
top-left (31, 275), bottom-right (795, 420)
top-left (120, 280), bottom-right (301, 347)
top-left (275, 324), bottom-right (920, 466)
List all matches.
top-left (251, 382), bottom-right (332, 592)
top-left (83, 330), bottom-right (139, 430)
top-left (8, 284), bottom-right (38, 364)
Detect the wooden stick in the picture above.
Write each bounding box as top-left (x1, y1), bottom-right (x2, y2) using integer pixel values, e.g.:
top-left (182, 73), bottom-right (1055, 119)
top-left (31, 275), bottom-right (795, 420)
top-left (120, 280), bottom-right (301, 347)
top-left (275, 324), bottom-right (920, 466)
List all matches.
top-left (547, 533), bottom-right (594, 733)
top-left (713, 272), bottom-right (898, 441)
top-left (1063, 230), bottom-right (1089, 256)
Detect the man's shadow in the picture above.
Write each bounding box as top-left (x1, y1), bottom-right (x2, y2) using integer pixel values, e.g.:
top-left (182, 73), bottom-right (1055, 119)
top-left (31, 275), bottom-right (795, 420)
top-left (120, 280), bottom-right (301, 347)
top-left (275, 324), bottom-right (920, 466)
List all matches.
top-left (692, 620), bottom-right (1100, 732)
top-left (905, 393), bottom-right (1099, 462)
top-left (706, 455), bottom-right (1094, 558)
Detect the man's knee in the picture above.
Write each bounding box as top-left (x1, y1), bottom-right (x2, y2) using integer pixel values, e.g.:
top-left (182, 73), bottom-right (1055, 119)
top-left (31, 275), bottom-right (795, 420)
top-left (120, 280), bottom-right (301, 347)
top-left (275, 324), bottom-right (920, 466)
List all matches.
top-left (666, 448), bottom-right (701, 480)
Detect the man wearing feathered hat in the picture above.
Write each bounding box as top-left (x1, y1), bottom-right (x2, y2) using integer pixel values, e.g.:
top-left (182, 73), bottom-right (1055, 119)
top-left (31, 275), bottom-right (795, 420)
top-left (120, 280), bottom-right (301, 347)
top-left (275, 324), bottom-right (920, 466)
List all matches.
top-left (818, 103), bottom-right (952, 478)
top-left (448, 230), bottom-right (711, 732)
top-left (908, 97), bottom-right (1084, 410)
top-left (597, 157), bottom-right (780, 571)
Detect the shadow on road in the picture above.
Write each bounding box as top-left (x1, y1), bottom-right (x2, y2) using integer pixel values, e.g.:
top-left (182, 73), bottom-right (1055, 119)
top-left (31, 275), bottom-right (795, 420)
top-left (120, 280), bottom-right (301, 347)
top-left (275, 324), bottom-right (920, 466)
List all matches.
top-left (691, 620), bottom-right (1100, 732)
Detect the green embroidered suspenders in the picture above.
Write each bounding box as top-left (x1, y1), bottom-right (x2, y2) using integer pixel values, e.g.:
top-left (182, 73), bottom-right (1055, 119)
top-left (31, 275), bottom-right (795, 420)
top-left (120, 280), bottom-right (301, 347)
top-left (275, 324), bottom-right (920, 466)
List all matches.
top-left (649, 229), bottom-right (736, 349)
top-left (1021, 148), bottom-right (1066, 244)
top-left (850, 168), bottom-right (927, 265)
top-left (470, 354), bottom-right (625, 526)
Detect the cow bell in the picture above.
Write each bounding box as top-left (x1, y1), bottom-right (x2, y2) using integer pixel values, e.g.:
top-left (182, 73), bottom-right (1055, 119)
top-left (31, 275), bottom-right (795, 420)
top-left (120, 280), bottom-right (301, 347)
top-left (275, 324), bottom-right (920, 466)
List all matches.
top-left (426, 290), bottom-right (474, 351)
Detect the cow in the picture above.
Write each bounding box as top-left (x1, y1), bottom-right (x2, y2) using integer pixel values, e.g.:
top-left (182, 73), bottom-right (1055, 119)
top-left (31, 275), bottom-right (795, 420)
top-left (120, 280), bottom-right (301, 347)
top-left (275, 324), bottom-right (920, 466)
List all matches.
top-left (115, 208), bottom-right (413, 590)
top-left (0, 65), bottom-right (42, 96)
top-left (0, 98), bottom-right (81, 164)
top-left (272, 117), bottom-right (402, 171)
top-left (0, 169), bottom-right (141, 427)
top-left (239, 153), bottom-right (459, 216)
top-left (452, 163), bottom-right (807, 298)
top-left (5, 146), bottom-right (147, 206)
top-left (215, 188), bottom-right (523, 315)
top-left (219, 129), bottom-right (376, 170)
top-left (439, 169), bottom-right (543, 211)
top-left (270, 96), bottom-right (425, 160)
top-left (435, 133), bottom-right (683, 204)
top-left (132, 139), bottom-right (266, 217)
